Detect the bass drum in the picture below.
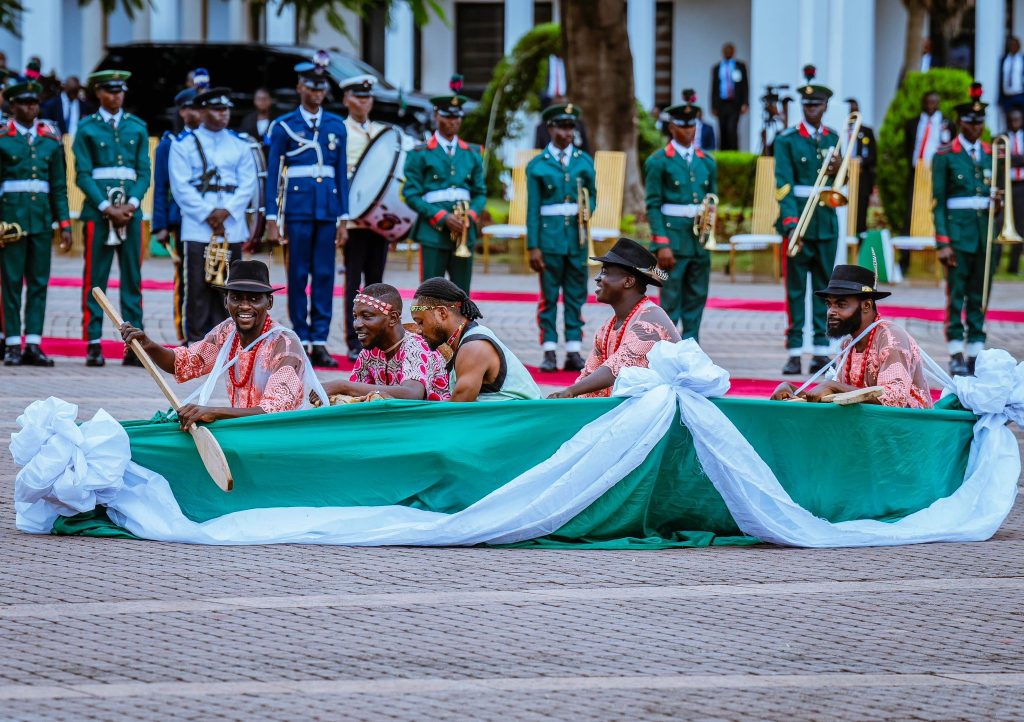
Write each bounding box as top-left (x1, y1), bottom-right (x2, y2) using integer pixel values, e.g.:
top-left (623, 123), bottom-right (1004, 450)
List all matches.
top-left (348, 126), bottom-right (416, 242)
top-left (243, 136), bottom-right (268, 253)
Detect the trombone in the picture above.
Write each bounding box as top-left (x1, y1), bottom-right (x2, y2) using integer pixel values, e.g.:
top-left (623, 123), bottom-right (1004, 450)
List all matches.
top-left (577, 178), bottom-right (599, 266)
top-left (787, 144), bottom-right (837, 257)
top-left (982, 134), bottom-right (1024, 310)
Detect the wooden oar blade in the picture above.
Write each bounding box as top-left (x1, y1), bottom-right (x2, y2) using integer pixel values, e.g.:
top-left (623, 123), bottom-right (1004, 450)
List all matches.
top-left (190, 426), bottom-right (234, 492)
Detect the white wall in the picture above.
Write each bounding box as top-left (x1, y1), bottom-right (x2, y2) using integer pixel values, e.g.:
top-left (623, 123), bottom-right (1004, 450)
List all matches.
top-left (874, 0), bottom-right (907, 127)
top-left (419, 0), bottom-right (456, 95)
top-left (749, 0), bottom-right (801, 149)
top-left (305, 8), bottom-right (361, 55)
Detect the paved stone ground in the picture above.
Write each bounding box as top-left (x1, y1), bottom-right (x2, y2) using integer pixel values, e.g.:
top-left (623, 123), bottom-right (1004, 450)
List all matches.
top-left (1, 253), bottom-right (1023, 721)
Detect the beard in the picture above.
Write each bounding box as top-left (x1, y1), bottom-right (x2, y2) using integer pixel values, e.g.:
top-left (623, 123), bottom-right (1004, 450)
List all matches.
top-left (827, 310), bottom-right (862, 339)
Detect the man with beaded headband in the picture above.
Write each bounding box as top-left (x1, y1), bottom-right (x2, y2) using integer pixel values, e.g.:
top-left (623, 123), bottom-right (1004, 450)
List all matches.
top-left (320, 283), bottom-right (450, 401)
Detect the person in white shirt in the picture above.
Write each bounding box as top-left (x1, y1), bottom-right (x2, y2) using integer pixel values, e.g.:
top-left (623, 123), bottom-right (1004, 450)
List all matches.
top-left (901, 89), bottom-right (949, 272)
top-left (169, 87), bottom-right (258, 343)
top-left (1000, 37), bottom-right (1024, 116)
top-left (996, 108), bottom-right (1024, 274)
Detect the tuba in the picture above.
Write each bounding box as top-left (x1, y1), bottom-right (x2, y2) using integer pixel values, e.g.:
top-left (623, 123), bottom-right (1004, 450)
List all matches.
top-left (105, 185), bottom-right (128, 246)
top-left (204, 233), bottom-right (230, 285)
top-left (694, 193), bottom-right (718, 250)
top-left (0, 221), bottom-right (25, 248)
top-left (982, 135), bottom-right (1024, 310)
top-left (577, 178), bottom-right (599, 266)
top-left (452, 200), bottom-right (472, 258)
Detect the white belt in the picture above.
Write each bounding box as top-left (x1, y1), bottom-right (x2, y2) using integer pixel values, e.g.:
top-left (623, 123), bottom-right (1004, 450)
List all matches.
top-left (287, 165), bottom-right (335, 179)
top-left (424, 188), bottom-right (471, 203)
top-left (660, 203), bottom-right (701, 218)
top-left (540, 203), bottom-right (579, 216)
top-left (92, 167), bottom-right (138, 181)
top-left (793, 184), bottom-right (832, 197)
top-left (946, 197), bottom-right (990, 210)
top-left (1, 180), bottom-right (49, 193)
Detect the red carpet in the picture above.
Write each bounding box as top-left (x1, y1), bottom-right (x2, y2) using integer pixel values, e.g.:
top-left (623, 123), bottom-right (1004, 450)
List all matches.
top-left (48, 276), bottom-right (1024, 324)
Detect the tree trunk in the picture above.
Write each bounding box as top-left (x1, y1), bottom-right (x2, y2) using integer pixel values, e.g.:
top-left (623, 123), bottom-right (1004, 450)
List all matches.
top-left (900, 0), bottom-right (928, 85)
top-left (560, 0), bottom-right (644, 220)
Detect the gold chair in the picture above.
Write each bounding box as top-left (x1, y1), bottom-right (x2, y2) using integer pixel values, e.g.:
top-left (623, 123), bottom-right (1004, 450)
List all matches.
top-left (726, 155), bottom-right (782, 282)
top-left (590, 150), bottom-right (626, 255)
top-left (481, 148), bottom-right (539, 273)
top-left (891, 160), bottom-right (941, 284)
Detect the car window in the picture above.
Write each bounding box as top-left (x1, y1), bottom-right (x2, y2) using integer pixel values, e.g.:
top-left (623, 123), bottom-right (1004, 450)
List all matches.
top-left (327, 52), bottom-right (394, 90)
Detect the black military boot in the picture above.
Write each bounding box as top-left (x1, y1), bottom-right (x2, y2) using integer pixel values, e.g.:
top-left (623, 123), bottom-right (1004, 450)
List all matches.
top-left (85, 343), bottom-right (105, 367)
top-left (967, 355), bottom-right (978, 376)
top-left (782, 356), bottom-right (802, 375)
top-left (311, 345), bottom-right (338, 368)
top-left (21, 344), bottom-right (54, 367)
top-left (539, 350), bottom-right (558, 372)
top-left (3, 344), bottom-right (22, 366)
top-left (809, 355), bottom-right (831, 374)
top-left (949, 353), bottom-right (969, 376)
top-left (563, 352), bottom-right (586, 372)
top-left (123, 348), bottom-right (144, 367)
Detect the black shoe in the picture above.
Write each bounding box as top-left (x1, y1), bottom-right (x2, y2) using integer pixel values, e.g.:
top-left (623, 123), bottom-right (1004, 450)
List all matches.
top-left (809, 355), bottom-right (831, 374)
top-left (21, 344), bottom-right (54, 367)
top-left (123, 348), bottom-right (144, 367)
top-left (86, 343), bottom-right (105, 367)
top-left (346, 348), bottom-right (361, 362)
top-left (967, 355), bottom-right (978, 376)
top-left (563, 351), bottom-right (586, 372)
top-left (782, 356), bottom-right (802, 375)
top-left (3, 345), bottom-right (21, 366)
top-left (949, 353), bottom-right (969, 376)
top-left (539, 350), bottom-right (558, 372)
top-left (311, 345), bottom-right (338, 368)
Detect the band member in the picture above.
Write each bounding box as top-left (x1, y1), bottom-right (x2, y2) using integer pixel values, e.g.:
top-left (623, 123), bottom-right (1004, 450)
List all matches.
top-left (525, 102), bottom-right (596, 373)
top-left (119, 261), bottom-right (314, 429)
top-left (265, 50), bottom-right (348, 369)
top-left (73, 70), bottom-right (151, 368)
top-left (996, 107), bottom-right (1024, 274)
top-left (403, 75), bottom-right (486, 294)
top-left (771, 265), bottom-right (932, 408)
top-left (153, 87), bottom-right (200, 344)
top-left (169, 87), bottom-right (258, 343)
top-left (0, 81), bottom-right (71, 367)
top-left (410, 277), bottom-right (541, 401)
top-left (340, 74), bottom-right (390, 361)
top-left (548, 238), bottom-right (677, 400)
top-left (843, 97), bottom-right (877, 235)
top-left (774, 65), bottom-right (840, 376)
top-left (320, 283), bottom-right (450, 401)
top-left (646, 94), bottom-right (717, 342)
top-left (932, 83), bottom-right (995, 376)
top-left (901, 89), bottom-right (949, 273)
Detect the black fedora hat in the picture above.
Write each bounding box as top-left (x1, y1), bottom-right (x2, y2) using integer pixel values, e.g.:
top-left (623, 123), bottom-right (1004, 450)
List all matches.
top-left (219, 260), bottom-right (283, 293)
top-left (591, 237), bottom-right (668, 287)
top-left (814, 264), bottom-right (891, 300)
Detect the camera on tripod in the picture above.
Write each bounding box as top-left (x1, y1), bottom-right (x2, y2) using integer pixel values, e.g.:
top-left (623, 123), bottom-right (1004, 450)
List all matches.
top-left (759, 84), bottom-right (792, 155)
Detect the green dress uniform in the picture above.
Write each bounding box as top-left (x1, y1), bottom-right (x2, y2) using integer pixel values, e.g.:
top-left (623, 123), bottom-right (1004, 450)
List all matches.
top-left (72, 71), bottom-right (151, 349)
top-left (526, 104), bottom-right (596, 356)
top-left (402, 91), bottom-right (486, 294)
top-left (0, 90), bottom-right (71, 359)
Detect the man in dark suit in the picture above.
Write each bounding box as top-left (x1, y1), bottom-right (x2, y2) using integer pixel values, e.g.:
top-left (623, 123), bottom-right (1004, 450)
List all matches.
top-left (996, 107), bottom-right (1024, 274)
top-left (40, 76), bottom-right (93, 136)
top-left (844, 98), bottom-right (877, 234)
top-left (999, 36), bottom-right (1024, 117)
top-left (709, 42), bottom-right (749, 151)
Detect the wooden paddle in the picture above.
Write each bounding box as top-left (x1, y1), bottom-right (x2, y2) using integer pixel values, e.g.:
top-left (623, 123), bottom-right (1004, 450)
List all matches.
top-left (820, 385), bottom-right (885, 406)
top-left (91, 287), bottom-right (234, 492)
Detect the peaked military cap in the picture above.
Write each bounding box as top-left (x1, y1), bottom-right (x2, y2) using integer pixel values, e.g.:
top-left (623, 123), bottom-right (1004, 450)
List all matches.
top-left (194, 87), bottom-right (233, 109)
top-left (192, 67), bottom-right (211, 90)
top-left (542, 102), bottom-right (580, 125)
top-left (295, 50), bottom-right (332, 91)
top-left (88, 69), bottom-right (131, 92)
top-left (432, 74), bottom-right (470, 117)
top-left (5, 81), bottom-right (42, 102)
top-left (665, 89), bottom-right (702, 126)
top-left (340, 73), bottom-right (376, 96)
top-left (797, 65), bottom-right (832, 104)
top-left (174, 87), bottom-right (198, 108)
top-left (955, 82), bottom-right (987, 123)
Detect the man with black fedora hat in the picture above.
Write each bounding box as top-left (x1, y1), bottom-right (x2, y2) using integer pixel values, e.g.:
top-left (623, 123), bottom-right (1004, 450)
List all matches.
top-left (119, 260), bottom-right (319, 428)
top-left (549, 238), bottom-right (679, 399)
top-left (770, 264), bottom-right (932, 408)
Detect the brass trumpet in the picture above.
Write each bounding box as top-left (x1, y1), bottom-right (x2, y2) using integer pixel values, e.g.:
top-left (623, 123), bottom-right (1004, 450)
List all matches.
top-left (0, 221), bottom-right (25, 248)
top-left (452, 200), bottom-right (472, 258)
top-left (204, 233), bottom-right (230, 285)
top-left (577, 178), bottom-right (599, 266)
top-left (982, 135), bottom-right (1024, 310)
top-left (694, 193), bottom-right (718, 250)
top-left (105, 185), bottom-right (128, 247)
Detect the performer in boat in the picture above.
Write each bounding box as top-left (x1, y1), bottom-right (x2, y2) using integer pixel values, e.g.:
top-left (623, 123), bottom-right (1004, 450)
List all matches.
top-left (119, 260), bottom-right (313, 428)
top-left (548, 238), bottom-right (678, 399)
top-left (320, 283), bottom-right (450, 400)
top-left (410, 277), bottom-right (542, 401)
top-left (770, 264), bottom-right (933, 408)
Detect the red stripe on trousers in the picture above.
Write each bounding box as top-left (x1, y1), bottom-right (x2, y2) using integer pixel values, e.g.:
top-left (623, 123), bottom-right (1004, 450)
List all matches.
top-left (82, 222), bottom-right (93, 340)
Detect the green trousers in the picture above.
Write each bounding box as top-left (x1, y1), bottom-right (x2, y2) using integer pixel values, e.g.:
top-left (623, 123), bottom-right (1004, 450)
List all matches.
top-left (82, 216), bottom-right (144, 342)
top-left (784, 236), bottom-right (837, 350)
top-left (538, 252), bottom-right (588, 344)
top-left (658, 253), bottom-right (710, 341)
top-left (0, 231), bottom-right (52, 341)
top-left (421, 245), bottom-right (473, 294)
top-left (945, 248), bottom-right (993, 344)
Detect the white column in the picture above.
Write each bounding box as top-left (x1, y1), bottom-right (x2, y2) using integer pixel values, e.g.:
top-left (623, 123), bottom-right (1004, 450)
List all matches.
top-left (504, 0), bottom-right (533, 55)
top-left (22, 0), bottom-right (62, 75)
top-left (1015, 0), bottom-right (1024, 39)
top-left (227, 0), bottom-right (248, 41)
top-left (749, 0), bottom-right (801, 150)
top-left (976, 0), bottom-right (1005, 130)
top-left (628, 0), bottom-right (656, 110)
top-left (385, 0), bottom-right (415, 90)
top-left (266, 0), bottom-right (296, 44)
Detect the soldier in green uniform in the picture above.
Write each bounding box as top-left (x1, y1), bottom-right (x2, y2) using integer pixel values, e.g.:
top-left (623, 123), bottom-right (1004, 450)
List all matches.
top-left (932, 82), bottom-right (996, 376)
top-left (0, 81), bottom-right (72, 366)
top-left (645, 92), bottom-right (717, 342)
top-left (526, 103), bottom-right (596, 372)
top-left (402, 76), bottom-right (486, 294)
top-left (774, 65), bottom-right (841, 375)
top-left (72, 70), bottom-right (150, 367)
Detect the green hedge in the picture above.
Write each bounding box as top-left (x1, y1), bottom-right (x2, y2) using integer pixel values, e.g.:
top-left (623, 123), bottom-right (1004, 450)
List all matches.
top-left (712, 150), bottom-right (758, 208)
top-left (877, 68), bottom-right (974, 232)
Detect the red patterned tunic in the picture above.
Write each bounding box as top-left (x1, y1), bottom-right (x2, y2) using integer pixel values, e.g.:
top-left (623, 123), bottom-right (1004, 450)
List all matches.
top-left (576, 298), bottom-right (682, 398)
top-left (350, 331), bottom-right (451, 401)
top-left (172, 319), bottom-right (306, 413)
top-left (835, 320), bottom-right (933, 409)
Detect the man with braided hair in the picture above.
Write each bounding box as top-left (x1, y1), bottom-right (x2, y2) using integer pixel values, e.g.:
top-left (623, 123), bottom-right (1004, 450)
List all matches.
top-left (410, 278), bottom-right (541, 402)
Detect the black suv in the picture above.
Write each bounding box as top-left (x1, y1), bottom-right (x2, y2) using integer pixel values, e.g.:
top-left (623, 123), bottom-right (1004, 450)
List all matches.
top-left (92, 43), bottom-right (435, 137)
